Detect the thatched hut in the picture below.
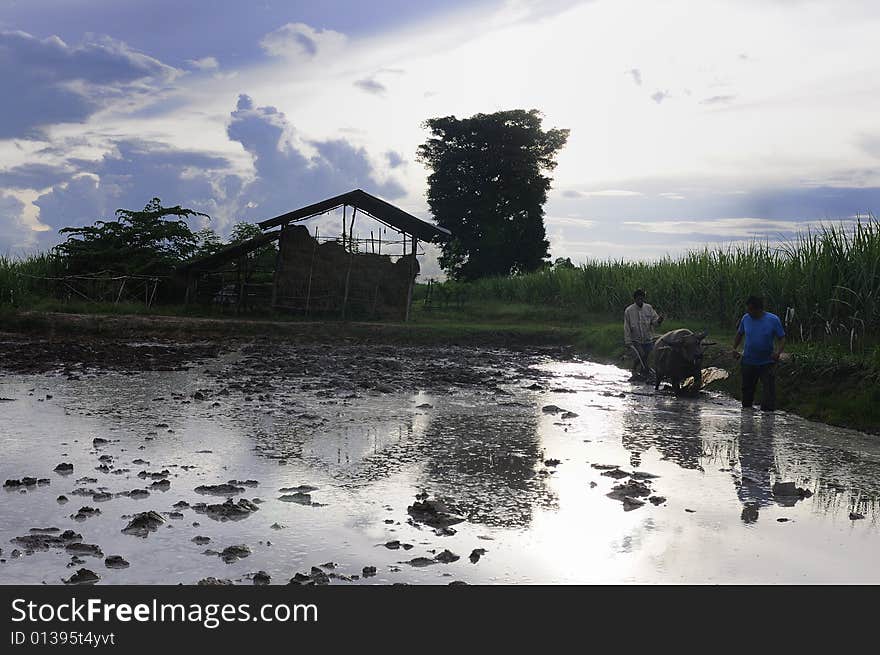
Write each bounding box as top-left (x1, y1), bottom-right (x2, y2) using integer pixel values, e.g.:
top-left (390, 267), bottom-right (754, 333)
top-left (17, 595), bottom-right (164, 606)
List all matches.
top-left (176, 189), bottom-right (450, 320)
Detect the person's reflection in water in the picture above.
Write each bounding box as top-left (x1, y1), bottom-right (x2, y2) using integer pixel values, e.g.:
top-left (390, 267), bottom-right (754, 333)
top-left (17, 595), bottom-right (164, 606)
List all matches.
top-left (736, 411), bottom-right (775, 523)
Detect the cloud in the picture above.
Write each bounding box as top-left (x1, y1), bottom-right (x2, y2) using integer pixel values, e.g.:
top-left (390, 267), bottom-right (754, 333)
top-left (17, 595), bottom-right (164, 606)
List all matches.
top-left (622, 217), bottom-right (861, 239)
top-left (627, 68), bottom-right (642, 86)
top-left (33, 140), bottom-right (235, 241)
top-left (226, 94), bottom-right (406, 220)
top-left (651, 90), bottom-right (670, 104)
top-left (354, 77), bottom-right (387, 95)
top-left (701, 94), bottom-right (736, 105)
top-left (659, 192), bottom-right (686, 200)
top-left (187, 56), bottom-right (219, 70)
top-left (0, 93), bottom-right (408, 253)
top-left (0, 194), bottom-right (31, 251)
top-left (385, 151), bottom-right (406, 168)
top-left (0, 30), bottom-right (178, 139)
top-left (0, 163), bottom-right (72, 190)
top-left (564, 189), bottom-right (644, 198)
top-left (259, 22), bottom-right (346, 61)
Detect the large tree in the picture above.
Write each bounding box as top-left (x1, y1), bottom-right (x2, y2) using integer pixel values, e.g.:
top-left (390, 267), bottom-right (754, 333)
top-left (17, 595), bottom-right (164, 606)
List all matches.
top-left (55, 197), bottom-right (208, 276)
top-left (417, 109), bottom-right (569, 280)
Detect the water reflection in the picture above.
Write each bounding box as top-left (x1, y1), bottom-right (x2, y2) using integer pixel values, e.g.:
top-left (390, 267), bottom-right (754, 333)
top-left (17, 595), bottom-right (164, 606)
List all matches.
top-left (735, 411), bottom-right (774, 523)
top-left (417, 405), bottom-right (556, 528)
top-left (621, 397), bottom-right (705, 471)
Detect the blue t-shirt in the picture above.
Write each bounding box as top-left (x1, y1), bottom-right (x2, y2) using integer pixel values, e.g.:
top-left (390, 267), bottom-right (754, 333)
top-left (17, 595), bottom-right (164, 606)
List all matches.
top-left (738, 312), bottom-right (785, 365)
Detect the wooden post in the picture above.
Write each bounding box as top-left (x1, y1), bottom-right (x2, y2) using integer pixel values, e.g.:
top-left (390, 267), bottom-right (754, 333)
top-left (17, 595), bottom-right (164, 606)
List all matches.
top-left (341, 211), bottom-right (356, 319)
top-left (271, 226), bottom-right (283, 308)
top-left (115, 277), bottom-right (127, 305)
top-left (405, 235), bottom-right (417, 322)
top-left (342, 205), bottom-right (347, 250)
top-left (341, 250), bottom-right (353, 320)
top-left (148, 278), bottom-right (158, 309)
top-left (305, 226), bottom-right (318, 315)
top-left (349, 208), bottom-right (356, 251)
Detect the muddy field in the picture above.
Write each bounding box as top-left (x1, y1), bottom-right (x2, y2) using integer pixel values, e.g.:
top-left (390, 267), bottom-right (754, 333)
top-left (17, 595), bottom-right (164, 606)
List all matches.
top-left (1, 335), bottom-right (879, 584)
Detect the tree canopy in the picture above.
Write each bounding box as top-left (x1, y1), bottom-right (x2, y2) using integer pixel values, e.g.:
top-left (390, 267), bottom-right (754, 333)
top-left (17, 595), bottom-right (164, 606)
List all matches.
top-left (55, 198), bottom-right (208, 276)
top-left (417, 109), bottom-right (569, 280)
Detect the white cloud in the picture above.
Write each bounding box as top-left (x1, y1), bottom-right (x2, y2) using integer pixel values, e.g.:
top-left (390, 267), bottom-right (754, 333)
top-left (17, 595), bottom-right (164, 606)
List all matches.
top-left (188, 56), bottom-right (219, 71)
top-left (259, 22), bottom-right (346, 61)
top-left (623, 217), bottom-right (860, 238)
top-left (567, 189), bottom-right (644, 198)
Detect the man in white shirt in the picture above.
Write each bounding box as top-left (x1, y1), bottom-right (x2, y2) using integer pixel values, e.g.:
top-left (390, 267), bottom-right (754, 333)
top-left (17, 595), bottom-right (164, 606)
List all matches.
top-left (624, 289), bottom-right (664, 380)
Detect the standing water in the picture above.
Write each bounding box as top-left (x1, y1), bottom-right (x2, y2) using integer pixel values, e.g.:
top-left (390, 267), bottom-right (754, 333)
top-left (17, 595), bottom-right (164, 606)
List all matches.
top-left (1, 340), bottom-right (877, 584)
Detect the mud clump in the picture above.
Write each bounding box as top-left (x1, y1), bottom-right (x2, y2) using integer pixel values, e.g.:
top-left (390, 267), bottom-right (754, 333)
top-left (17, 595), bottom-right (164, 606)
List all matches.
top-left (469, 548), bottom-right (487, 564)
top-left (622, 497), bottom-right (645, 511)
top-left (195, 483), bottom-right (245, 496)
top-left (105, 555), bottom-right (130, 569)
top-left (71, 506), bottom-right (101, 521)
top-left (434, 549), bottom-right (460, 563)
top-left (54, 463), bottom-right (74, 473)
top-left (192, 498), bottom-right (259, 521)
top-left (4, 477), bottom-right (42, 488)
top-left (289, 567), bottom-right (330, 586)
top-left (121, 511), bottom-right (166, 537)
top-left (197, 577), bottom-right (232, 586)
top-left (191, 536), bottom-right (211, 545)
top-left (601, 468), bottom-right (629, 480)
top-left (407, 496), bottom-right (465, 528)
top-left (278, 492), bottom-right (318, 506)
top-left (138, 470), bottom-right (170, 480)
top-left (278, 484), bottom-right (318, 494)
top-left (64, 568), bottom-right (100, 585)
top-left (362, 566), bottom-right (377, 578)
top-left (253, 570), bottom-right (271, 585)
top-left (65, 543), bottom-right (103, 558)
top-left (11, 529), bottom-right (82, 552)
top-left (219, 544), bottom-right (251, 563)
top-left (383, 540), bottom-right (414, 550)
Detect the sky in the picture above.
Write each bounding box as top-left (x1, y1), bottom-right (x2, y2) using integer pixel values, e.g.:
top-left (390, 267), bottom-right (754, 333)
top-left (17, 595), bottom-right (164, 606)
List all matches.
top-left (1, 0), bottom-right (879, 277)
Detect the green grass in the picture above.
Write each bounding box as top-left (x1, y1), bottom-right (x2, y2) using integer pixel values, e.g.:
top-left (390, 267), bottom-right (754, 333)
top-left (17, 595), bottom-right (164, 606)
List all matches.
top-left (435, 216), bottom-right (880, 356)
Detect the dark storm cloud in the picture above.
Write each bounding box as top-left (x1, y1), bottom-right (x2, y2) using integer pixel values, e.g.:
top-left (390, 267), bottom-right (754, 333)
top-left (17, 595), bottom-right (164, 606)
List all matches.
top-left (33, 139), bottom-right (234, 240)
top-left (2, 94), bottom-right (408, 252)
top-left (0, 163), bottom-right (72, 190)
top-left (0, 30), bottom-right (178, 138)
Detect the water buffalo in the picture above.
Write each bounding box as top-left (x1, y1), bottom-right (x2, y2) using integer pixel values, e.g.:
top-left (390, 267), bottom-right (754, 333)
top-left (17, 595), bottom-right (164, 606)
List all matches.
top-left (652, 328), bottom-right (708, 393)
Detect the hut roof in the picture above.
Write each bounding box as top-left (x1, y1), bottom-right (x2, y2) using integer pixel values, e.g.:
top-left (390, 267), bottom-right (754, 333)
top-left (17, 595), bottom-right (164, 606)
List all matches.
top-left (176, 230), bottom-right (280, 273)
top-left (257, 189), bottom-right (451, 242)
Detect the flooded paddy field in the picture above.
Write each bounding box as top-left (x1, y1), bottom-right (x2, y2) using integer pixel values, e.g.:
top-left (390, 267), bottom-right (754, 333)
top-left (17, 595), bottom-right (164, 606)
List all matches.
top-left (1, 336), bottom-right (879, 584)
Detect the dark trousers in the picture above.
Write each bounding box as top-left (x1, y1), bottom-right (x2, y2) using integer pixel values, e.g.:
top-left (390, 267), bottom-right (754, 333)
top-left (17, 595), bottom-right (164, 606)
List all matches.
top-left (741, 363), bottom-right (776, 410)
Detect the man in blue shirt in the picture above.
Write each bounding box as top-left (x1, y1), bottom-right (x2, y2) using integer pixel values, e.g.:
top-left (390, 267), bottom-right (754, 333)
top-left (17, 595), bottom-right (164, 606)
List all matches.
top-left (732, 295), bottom-right (786, 411)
